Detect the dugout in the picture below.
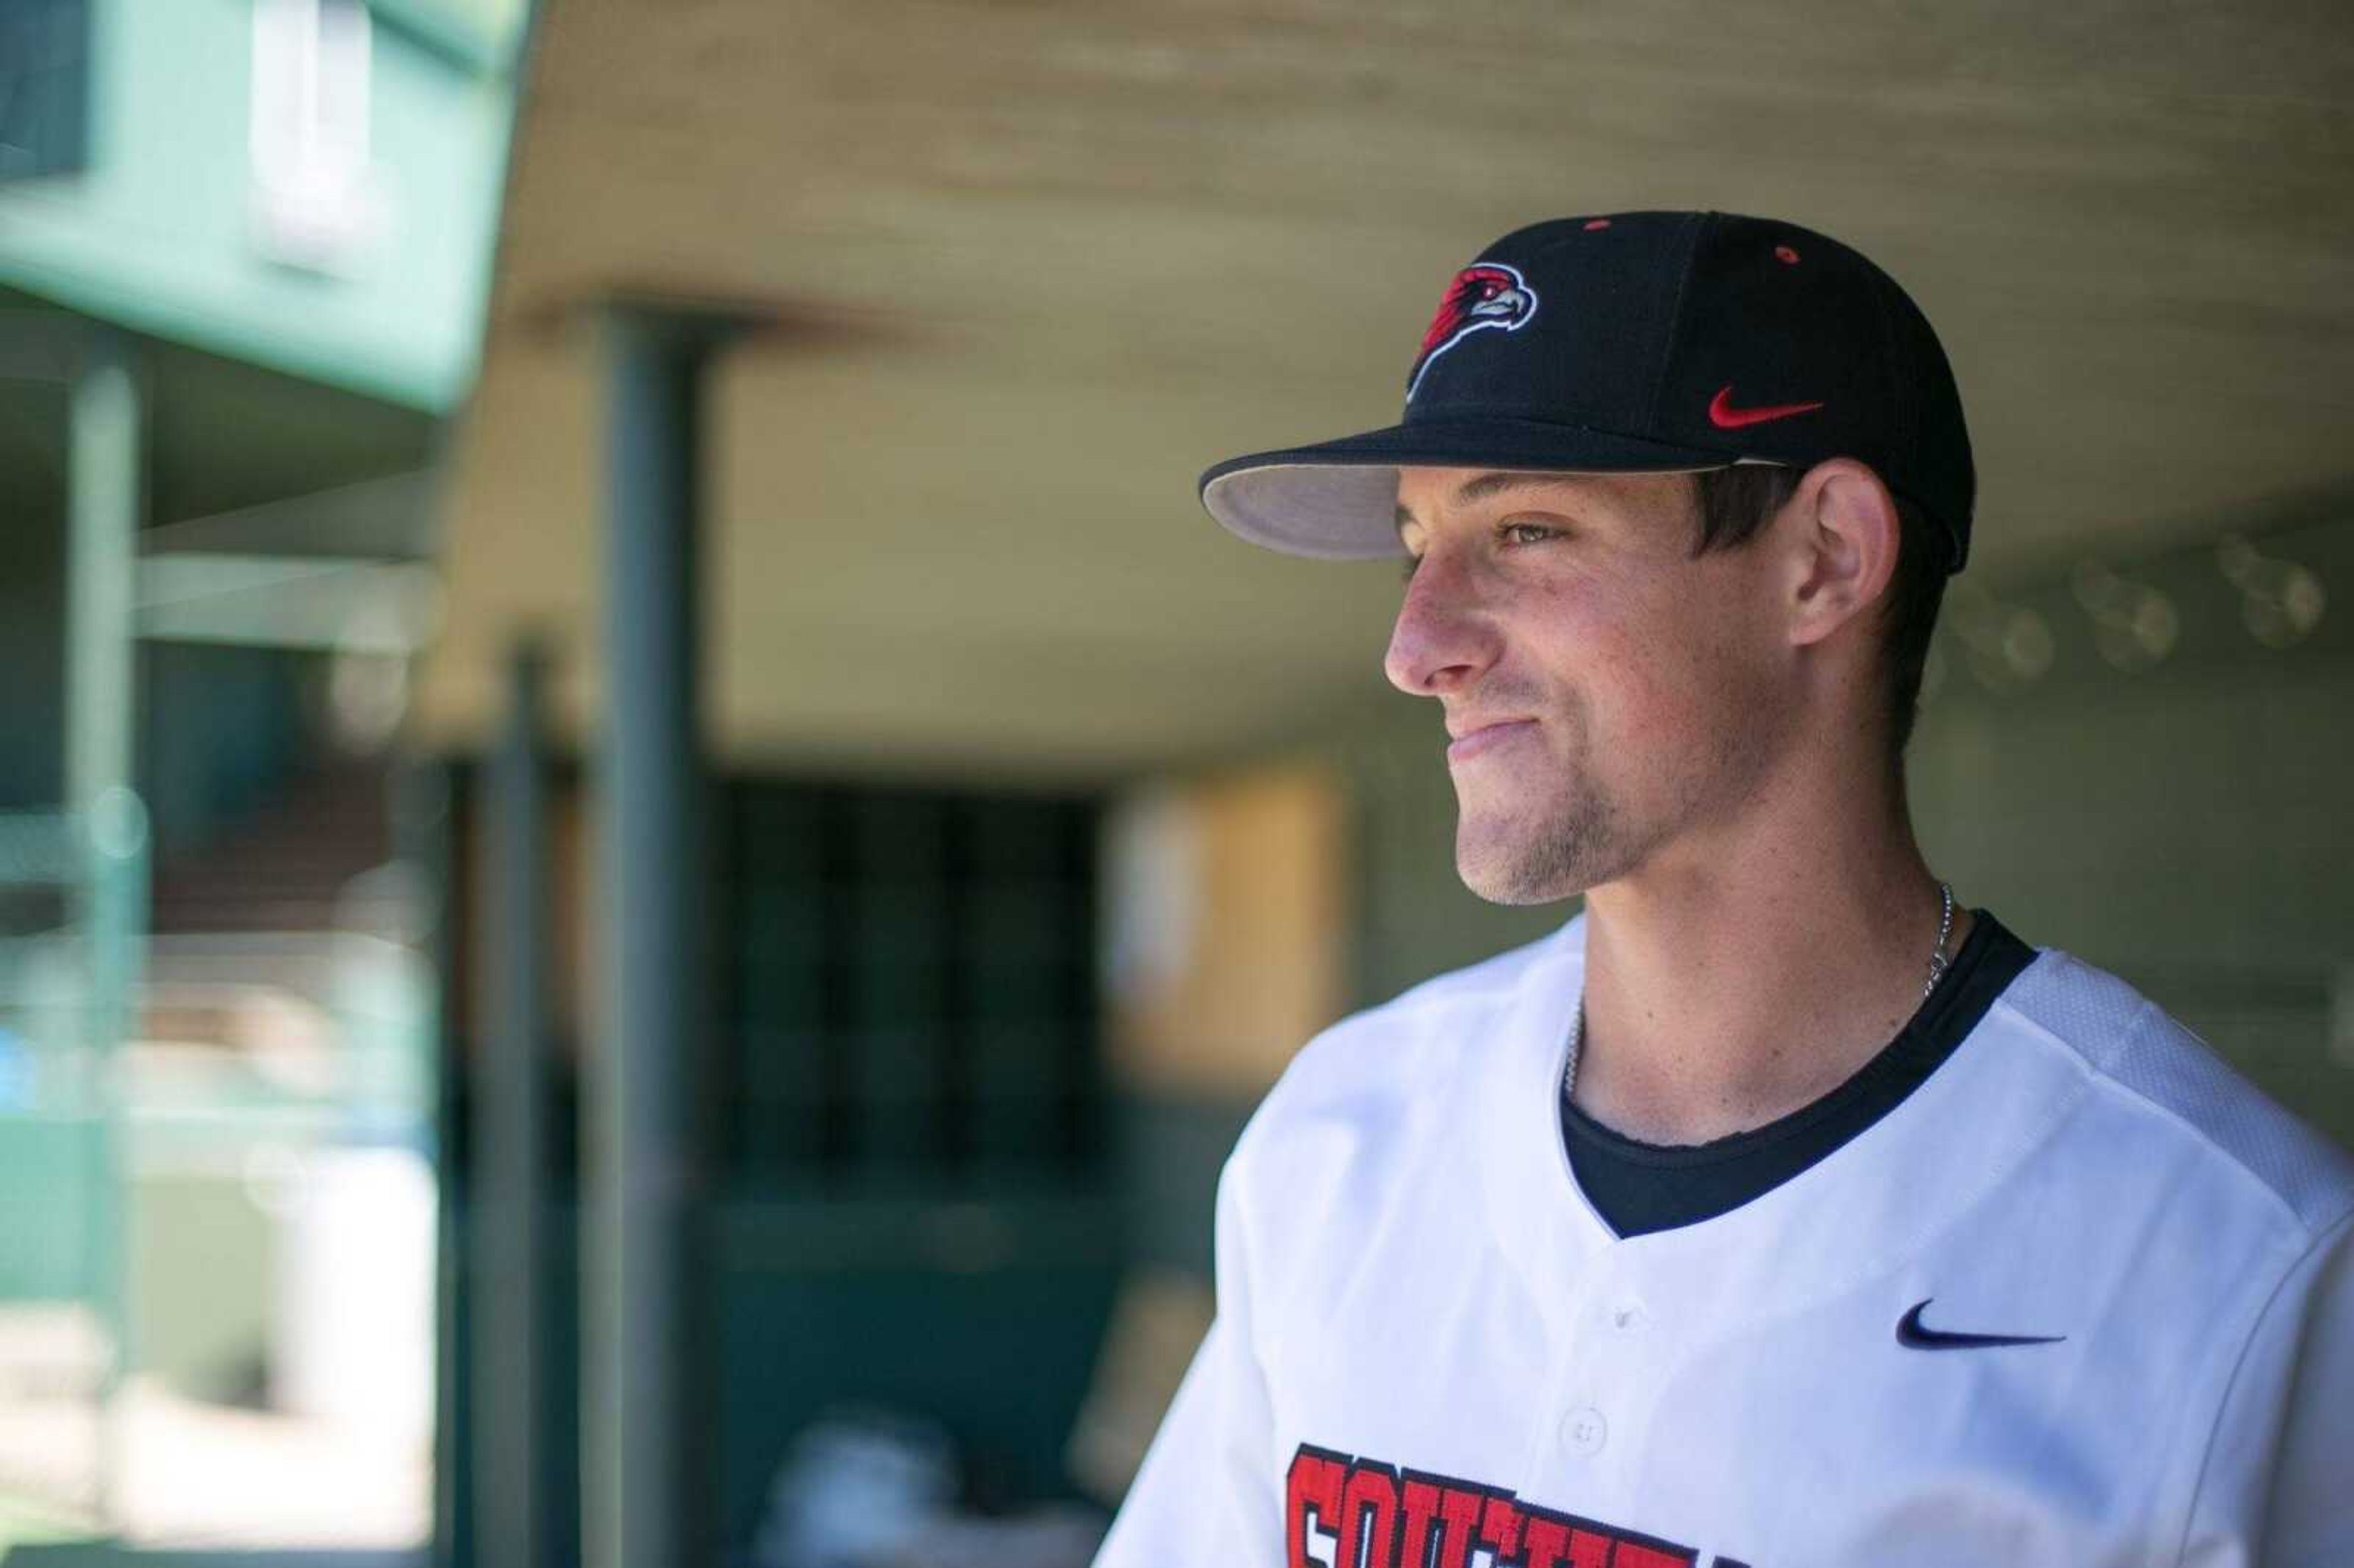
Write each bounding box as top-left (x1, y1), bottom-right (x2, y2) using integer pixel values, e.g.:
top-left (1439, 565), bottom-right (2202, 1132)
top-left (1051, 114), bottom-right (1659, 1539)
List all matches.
top-left (413, 4), bottom-right (2354, 1567)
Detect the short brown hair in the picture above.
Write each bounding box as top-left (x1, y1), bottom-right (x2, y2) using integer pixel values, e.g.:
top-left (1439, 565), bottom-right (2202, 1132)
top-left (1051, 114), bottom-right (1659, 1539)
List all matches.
top-left (1689, 465), bottom-right (1948, 775)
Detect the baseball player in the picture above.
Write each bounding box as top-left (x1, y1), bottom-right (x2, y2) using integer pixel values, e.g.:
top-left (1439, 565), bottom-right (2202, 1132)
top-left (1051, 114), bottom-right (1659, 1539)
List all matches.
top-left (1093, 212), bottom-right (2353, 1567)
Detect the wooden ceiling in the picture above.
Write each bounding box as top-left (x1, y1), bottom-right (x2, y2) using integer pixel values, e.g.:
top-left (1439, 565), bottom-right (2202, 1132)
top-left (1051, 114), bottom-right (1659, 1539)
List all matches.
top-left (417, 0), bottom-right (2354, 779)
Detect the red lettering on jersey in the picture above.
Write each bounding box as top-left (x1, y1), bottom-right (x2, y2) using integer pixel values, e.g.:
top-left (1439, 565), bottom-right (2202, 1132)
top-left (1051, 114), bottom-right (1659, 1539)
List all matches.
top-left (1338, 1464), bottom-right (1403, 1568)
top-left (1514, 1510), bottom-right (1614, 1568)
top-left (1521, 1512), bottom-right (1574, 1567)
top-left (1569, 1524), bottom-right (1618, 1568)
top-left (1478, 1493), bottom-right (1526, 1558)
top-left (1395, 1473), bottom-right (1489, 1568)
top-left (1286, 1448), bottom-right (1346, 1568)
top-left (1399, 1477), bottom-right (1444, 1566)
top-left (1612, 1542), bottom-right (1699, 1567)
top-left (1432, 1480), bottom-right (1485, 1568)
top-left (1286, 1444), bottom-right (1715, 1568)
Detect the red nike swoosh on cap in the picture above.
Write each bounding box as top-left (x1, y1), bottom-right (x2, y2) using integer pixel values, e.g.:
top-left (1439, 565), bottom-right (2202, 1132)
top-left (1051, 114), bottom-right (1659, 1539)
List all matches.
top-left (1708, 385), bottom-right (1826, 428)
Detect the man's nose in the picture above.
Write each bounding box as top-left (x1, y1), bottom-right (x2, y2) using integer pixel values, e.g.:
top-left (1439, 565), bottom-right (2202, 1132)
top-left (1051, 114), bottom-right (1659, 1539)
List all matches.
top-left (1384, 549), bottom-right (1500, 696)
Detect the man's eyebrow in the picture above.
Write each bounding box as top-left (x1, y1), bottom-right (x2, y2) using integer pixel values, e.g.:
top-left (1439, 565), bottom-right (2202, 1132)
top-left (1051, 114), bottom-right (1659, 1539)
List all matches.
top-left (1394, 471), bottom-right (1581, 541)
top-left (1455, 470), bottom-right (1572, 508)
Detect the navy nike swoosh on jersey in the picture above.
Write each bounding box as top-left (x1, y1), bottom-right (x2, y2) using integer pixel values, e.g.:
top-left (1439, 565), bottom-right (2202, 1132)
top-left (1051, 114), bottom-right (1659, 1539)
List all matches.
top-left (1897, 1298), bottom-right (2066, 1350)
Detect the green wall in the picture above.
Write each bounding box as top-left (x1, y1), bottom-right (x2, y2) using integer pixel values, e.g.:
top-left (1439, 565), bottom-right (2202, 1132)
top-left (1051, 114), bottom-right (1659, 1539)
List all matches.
top-left (435, 1194), bottom-right (1121, 1567)
top-left (0, 1116), bottom-right (95, 1300)
top-left (0, 0), bottom-right (519, 412)
top-left (1907, 510), bottom-right (2354, 1147)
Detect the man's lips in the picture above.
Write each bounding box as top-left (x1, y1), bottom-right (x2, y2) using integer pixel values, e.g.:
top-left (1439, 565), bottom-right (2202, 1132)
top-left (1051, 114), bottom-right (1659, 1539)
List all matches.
top-left (1446, 718), bottom-right (1537, 763)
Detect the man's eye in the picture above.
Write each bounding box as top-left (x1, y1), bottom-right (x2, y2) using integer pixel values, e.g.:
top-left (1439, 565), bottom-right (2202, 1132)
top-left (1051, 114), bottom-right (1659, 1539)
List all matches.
top-left (1498, 521), bottom-right (1558, 547)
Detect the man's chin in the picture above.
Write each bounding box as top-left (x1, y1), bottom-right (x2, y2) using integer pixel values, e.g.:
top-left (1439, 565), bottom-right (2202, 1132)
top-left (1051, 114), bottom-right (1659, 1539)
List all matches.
top-left (1453, 795), bottom-right (1613, 907)
top-left (1455, 837), bottom-right (1585, 908)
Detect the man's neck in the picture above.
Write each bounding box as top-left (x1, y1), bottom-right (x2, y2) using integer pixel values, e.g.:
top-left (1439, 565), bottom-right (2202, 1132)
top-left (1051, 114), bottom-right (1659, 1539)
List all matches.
top-left (1568, 799), bottom-right (1964, 1148)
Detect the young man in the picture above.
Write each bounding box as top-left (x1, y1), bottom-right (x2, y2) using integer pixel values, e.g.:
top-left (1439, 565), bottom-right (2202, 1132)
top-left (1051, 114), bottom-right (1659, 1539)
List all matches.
top-left (1094, 213), bottom-right (2352, 1566)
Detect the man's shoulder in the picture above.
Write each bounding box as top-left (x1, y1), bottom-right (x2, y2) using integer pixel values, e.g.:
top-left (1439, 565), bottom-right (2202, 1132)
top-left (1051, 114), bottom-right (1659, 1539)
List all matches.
top-left (1212, 918), bottom-right (1574, 1248)
top-left (1994, 943), bottom-right (2354, 1244)
top-left (1233, 916), bottom-right (1575, 1154)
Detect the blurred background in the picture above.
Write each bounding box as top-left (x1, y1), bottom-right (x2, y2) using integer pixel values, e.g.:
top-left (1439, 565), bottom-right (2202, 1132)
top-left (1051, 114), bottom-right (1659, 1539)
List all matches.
top-left (1, 1), bottom-right (2348, 1565)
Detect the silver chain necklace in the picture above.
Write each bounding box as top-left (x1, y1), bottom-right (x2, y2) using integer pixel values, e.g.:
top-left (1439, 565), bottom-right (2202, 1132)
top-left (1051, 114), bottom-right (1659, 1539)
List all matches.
top-left (1922, 879), bottom-right (1956, 1001)
top-left (1563, 880), bottom-right (1957, 1097)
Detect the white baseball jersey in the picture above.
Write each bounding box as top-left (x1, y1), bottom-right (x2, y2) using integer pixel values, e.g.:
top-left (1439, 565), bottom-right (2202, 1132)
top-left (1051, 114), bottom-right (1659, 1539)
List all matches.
top-left (1094, 910), bottom-right (2354, 1567)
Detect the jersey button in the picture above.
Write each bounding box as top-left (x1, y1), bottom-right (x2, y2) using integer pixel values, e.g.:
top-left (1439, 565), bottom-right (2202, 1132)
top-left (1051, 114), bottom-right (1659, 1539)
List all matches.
top-left (1609, 1299), bottom-right (1651, 1332)
top-left (1560, 1404), bottom-right (1608, 1458)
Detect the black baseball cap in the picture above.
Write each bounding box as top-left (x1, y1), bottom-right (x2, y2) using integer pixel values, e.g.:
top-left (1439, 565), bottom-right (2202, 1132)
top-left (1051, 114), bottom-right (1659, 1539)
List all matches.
top-left (1199, 210), bottom-right (1975, 574)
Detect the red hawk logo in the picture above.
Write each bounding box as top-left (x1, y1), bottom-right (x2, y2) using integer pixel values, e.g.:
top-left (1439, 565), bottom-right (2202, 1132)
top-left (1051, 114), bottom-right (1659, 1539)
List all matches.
top-left (1408, 262), bottom-right (1537, 398)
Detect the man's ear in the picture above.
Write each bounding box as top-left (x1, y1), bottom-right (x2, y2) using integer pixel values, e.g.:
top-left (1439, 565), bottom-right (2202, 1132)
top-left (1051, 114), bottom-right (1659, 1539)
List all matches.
top-left (1780, 459), bottom-right (1900, 650)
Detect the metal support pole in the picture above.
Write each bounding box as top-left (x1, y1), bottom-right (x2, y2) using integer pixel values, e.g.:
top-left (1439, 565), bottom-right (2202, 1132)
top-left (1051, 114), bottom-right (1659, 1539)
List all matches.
top-left (67, 329), bottom-right (142, 870)
top-left (587, 311), bottom-right (722, 1568)
top-left (412, 760), bottom-right (471, 1568)
top-left (472, 643), bottom-right (554, 1568)
top-left (67, 327), bottom-right (146, 1529)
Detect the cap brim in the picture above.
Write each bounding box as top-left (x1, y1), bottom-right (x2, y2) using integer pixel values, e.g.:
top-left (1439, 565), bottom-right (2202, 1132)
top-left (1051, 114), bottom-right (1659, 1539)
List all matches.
top-left (1199, 416), bottom-right (1746, 558)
